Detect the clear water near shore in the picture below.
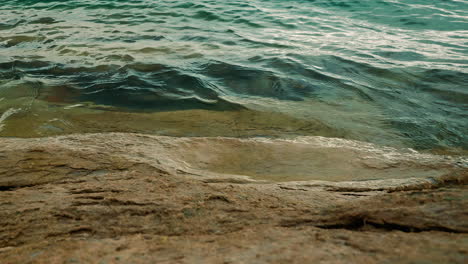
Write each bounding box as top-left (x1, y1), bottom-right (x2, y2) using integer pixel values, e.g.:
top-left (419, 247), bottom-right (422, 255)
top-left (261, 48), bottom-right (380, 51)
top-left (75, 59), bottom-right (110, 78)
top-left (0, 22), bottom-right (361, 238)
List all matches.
top-left (0, 0), bottom-right (467, 154)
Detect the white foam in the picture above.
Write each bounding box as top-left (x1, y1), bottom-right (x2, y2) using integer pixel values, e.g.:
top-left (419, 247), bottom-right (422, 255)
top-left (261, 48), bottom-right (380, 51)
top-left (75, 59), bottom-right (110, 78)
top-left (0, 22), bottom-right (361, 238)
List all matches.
top-left (64, 104), bottom-right (84, 109)
top-left (239, 135), bottom-right (466, 166)
top-left (0, 108), bottom-right (21, 132)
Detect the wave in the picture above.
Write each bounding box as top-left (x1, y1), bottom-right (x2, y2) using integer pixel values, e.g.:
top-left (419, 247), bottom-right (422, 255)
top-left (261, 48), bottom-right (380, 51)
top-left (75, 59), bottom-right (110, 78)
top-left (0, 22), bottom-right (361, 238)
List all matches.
top-left (0, 0), bottom-right (467, 153)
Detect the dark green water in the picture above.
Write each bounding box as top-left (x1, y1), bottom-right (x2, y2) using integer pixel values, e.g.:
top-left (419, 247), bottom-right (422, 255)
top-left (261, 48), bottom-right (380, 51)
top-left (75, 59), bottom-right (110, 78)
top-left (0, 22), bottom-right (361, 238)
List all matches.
top-left (0, 0), bottom-right (467, 152)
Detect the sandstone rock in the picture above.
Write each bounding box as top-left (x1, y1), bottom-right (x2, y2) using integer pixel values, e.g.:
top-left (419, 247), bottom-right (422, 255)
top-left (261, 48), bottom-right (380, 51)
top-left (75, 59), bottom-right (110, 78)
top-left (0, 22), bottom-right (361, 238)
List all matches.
top-left (0, 133), bottom-right (466, 263)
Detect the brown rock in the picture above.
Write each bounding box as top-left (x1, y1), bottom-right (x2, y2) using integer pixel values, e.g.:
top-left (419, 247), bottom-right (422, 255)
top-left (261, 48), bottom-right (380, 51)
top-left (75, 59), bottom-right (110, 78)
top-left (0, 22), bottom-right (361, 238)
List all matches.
top-left (0, 133), bottom-right (466, 263)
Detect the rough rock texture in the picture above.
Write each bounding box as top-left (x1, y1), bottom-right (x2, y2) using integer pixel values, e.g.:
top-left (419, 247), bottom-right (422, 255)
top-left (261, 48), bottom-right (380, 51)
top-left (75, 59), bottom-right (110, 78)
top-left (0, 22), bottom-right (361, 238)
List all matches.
top-left (0, 133), bottom-right (467, 263)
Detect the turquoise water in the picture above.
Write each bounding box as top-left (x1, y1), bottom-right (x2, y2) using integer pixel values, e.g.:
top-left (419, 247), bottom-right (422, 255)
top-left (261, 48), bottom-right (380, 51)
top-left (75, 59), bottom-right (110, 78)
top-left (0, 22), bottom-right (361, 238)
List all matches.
top-left (0, 0), bottom-right (467, 152)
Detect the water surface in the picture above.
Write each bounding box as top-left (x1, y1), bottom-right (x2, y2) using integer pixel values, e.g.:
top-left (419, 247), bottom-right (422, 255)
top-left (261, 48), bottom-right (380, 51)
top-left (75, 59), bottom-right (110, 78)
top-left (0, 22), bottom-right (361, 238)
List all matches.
top-left (0, 0), bottom-right (467, 153)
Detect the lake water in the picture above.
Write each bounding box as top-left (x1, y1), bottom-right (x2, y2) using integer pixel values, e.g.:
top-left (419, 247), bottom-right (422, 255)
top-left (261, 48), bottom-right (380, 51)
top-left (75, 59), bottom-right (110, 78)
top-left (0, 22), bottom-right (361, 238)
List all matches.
top-left (0, 0), bottom-right (467, 154)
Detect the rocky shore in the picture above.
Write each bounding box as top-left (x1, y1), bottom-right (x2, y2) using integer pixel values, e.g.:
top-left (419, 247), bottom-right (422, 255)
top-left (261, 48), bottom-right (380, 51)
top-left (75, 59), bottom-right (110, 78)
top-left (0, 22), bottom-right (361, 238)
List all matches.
top-left (0, 133), bottom-right (467, 263)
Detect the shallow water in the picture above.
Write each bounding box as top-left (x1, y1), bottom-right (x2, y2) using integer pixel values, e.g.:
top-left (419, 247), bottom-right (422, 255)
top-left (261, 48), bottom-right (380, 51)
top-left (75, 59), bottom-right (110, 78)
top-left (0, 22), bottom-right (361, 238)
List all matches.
top-left (0, 0), bottom-right (467, 153)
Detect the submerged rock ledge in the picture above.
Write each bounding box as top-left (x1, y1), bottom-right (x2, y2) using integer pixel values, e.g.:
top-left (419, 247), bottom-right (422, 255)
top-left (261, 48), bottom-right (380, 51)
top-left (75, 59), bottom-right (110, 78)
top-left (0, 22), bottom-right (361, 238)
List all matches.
top-left (0, 133), bottom-right (467, 263)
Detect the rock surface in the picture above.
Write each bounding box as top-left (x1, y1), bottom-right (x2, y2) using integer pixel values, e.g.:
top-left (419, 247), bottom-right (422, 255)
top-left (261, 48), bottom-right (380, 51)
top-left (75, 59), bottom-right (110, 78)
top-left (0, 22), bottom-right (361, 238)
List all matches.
top-left (0, 133), bottom-right (467, 263)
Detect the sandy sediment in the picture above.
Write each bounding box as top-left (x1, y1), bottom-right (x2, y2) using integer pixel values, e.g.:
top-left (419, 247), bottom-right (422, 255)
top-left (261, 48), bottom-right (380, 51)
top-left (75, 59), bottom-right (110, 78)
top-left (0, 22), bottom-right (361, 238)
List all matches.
top-left (0, 133), bottom-right (467, 263)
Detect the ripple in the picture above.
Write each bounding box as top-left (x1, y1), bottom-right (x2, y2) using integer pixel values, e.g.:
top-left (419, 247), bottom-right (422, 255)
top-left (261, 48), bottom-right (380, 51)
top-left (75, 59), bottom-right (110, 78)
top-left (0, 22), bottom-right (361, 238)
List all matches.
top-left (0, 0), bottom-right (466, 152)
